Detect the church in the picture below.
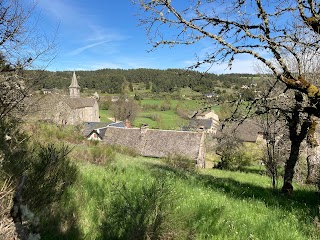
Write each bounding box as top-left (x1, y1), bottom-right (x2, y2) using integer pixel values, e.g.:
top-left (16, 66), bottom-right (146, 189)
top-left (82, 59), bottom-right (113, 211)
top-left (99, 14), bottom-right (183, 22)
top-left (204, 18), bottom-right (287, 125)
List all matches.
top-left (39, 72), bottom-right (100, 125)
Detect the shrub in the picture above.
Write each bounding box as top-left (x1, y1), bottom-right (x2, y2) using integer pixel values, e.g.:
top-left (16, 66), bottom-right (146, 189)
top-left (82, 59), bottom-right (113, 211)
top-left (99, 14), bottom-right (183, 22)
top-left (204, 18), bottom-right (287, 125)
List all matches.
top-left (220, 147), bottom-right (253, 170)
top-left (111, 145), bottom-right (139, 157)
top-left (215, 136), bottom-right (257, 171)
top-left (143, 114), bottom-right (160, 122)
top-left (159, 102), bottom-right (171, 111)
top-left (23, 144), bottom-right (78, 211)
top-left (0, 178), bottom-right (17, 239)
top-left (175, 107), bottom-right (190, 119)
top-left (101, 177), bottom-right (174, 240)
top-left (164, 155), bottom-right (196, 172)
top-left (90, 145), bottom-right (116, 165)
top-left (142, 104), bottom-right (159, 111)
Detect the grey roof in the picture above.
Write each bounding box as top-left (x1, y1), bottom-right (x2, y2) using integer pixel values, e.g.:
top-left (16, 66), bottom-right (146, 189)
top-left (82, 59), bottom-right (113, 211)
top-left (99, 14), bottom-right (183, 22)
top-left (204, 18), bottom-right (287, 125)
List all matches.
top-left (108, 122), bottom-right (125, 128)
top-left (87, 129), bottom-right (104, 140)
top-left (189, 119), bottom-right (213, 130)
top-left (64, 97), bottom-right (96, 109)
top-left (216, 119), bottom-right (263, 142)
top-left (103, 127), bottom-right (142, 150)
top-left (141, 129), bottom-right (203, 159)
top-left (83, 122), bottom-right (110, 137)
top-left (103, 127), bottom-right (204, 160)
top-left (83, 121), bottom-right (125, 137)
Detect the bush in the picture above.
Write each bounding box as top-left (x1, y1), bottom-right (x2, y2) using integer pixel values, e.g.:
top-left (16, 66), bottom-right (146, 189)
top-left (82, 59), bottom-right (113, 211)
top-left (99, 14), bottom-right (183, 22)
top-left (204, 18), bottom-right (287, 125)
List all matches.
top-left (0, 178), bottom-right (17, 239)
top-left (164, 155), bottom-right (196, 172)
top-left (175, 107), bottom-right (190, 119)
top-left (142, 104), bottom-right (159, 111)
top-left (101, 177), bottom-right (174, 240)
top-left (23, 144), bottom-right (78, 211)
top-left (111, 145), bottom-right (139, 157)
top-left (159, 102), bottom-right (171, 111)
top-left (215, 136), bottom-right (257, 171)
top-left (143, 113), bottom-right (160, 122)
top-left (90, 145), bottom-right (116, 165)
top-left (219, 147), bottom-right (253, 170)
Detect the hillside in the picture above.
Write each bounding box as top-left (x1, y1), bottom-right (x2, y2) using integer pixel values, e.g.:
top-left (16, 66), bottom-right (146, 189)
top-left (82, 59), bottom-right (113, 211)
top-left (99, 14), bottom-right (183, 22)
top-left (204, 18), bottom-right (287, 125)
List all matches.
top-left (26, 68), bottom-right (260, 94)
top-left (41, 152), bottom-right (319, 240)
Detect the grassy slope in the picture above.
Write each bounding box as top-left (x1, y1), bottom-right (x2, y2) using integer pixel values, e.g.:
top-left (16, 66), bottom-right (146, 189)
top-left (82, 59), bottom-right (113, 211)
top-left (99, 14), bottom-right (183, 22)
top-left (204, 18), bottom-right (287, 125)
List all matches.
top-left (100, 98), bottom-right (217, 129)
top-left (43, 154), bottom-right (320, 240)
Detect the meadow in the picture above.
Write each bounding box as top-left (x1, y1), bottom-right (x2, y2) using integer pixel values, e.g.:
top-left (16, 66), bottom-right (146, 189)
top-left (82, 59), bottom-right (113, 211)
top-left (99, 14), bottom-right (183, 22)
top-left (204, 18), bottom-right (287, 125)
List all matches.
top-left (2, 122), bottom-right (317, 240)
top-left (100, 98), bottom-right (220, 130)
top-left (40, 145), bottom-right (319, 240)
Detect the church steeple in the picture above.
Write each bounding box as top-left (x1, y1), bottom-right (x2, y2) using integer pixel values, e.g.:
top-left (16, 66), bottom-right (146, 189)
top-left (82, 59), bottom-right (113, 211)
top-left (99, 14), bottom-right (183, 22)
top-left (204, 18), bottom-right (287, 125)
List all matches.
top-left (69, 71), bottom-right (80, 98)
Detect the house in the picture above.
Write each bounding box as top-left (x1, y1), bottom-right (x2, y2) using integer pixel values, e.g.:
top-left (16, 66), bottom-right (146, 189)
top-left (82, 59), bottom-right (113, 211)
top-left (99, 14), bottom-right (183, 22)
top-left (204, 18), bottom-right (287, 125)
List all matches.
top-left (189, 109), bottom-right (220, 133)
top-left (42, 88), bottom-right (55, 94)
top-left (216, 119), bottom-right (265, 143)
top-left (111, 96), bottom-right (129, 102)
top-left (194, 110), bottom-right (217, 120)
top-left (38, 72), bottom-right (100, 125)
top-left (84, 121), bottom-right (125, 140)
top-left (204, 92), bottom-right (217, 98)
top-left (102, 125), bottom-right (206, 168)
top-left (187, 119), bottom-right (217, 133)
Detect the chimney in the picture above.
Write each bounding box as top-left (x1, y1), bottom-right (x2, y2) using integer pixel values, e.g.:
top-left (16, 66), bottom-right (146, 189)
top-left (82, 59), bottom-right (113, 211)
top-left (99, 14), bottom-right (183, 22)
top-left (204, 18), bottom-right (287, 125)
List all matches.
top-left (140, 123), bottom-right (149, 134)
top-left (125, 119), bottom-right (131, 128)
top-left (198, 126), bottom-right (205, 131)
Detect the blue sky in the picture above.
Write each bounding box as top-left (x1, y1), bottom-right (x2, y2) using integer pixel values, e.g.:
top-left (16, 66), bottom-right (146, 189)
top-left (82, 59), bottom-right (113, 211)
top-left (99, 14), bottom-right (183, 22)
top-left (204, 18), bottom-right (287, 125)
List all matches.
top-left (35, 0), bottom-right (256, 73)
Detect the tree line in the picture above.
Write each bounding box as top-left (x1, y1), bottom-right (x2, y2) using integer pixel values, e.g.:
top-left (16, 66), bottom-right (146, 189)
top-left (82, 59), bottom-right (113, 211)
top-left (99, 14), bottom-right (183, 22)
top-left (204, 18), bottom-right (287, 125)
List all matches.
top-left (27, 68), bottom-right (259, 94)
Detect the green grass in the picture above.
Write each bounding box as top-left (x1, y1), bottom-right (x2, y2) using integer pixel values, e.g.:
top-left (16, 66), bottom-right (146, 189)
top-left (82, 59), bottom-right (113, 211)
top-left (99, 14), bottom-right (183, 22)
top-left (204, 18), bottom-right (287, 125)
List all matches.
top-left (99, 109), bottom-right (113, 122)
top-left (99, 98), bottom-right (204, 129)
top-left (140, 99), bottom-right (202, 110)
top-left (134, 110), bottom-right (188, 129)
top-left (42, 155), bottom-right (320, 240)
top-left (99, 96), bottom-right (222, 130)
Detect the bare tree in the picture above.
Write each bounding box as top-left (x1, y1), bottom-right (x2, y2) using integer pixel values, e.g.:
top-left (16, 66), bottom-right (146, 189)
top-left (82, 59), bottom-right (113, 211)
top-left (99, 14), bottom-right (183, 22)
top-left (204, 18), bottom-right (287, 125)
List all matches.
top-left (0, 1), bottom-right (56, 238)
top-left (256, 90), bottom-right (289, 189)
top-left (134, 0), bottom-right (320, 193)
top-left (110, 95), bottom-right (140, 122)
top-left (0, 0), bottom-right (56, 120)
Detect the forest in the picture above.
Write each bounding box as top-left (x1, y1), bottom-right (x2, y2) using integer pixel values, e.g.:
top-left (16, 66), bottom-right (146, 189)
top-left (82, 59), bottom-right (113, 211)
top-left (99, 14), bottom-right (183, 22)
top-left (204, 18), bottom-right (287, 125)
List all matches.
top-left (28, 68), bottom-right (259, 94)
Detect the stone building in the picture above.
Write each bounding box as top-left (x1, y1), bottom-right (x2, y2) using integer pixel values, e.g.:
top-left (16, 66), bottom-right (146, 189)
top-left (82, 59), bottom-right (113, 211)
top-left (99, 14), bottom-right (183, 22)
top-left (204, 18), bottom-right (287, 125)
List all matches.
top-left (102, 125), bottom-right (206, 168)
top-left (38, 72), bottom-right (100, 125)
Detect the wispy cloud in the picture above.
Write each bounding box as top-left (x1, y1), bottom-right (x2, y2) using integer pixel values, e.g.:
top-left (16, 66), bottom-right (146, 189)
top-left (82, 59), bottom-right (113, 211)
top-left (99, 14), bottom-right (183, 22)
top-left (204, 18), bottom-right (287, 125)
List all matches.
top-left (38, 0), bottom-right (127, 43)
top-left (38, 0), bottom-right (77, 24)
top-left (69, 40), bottom-right (109, 56)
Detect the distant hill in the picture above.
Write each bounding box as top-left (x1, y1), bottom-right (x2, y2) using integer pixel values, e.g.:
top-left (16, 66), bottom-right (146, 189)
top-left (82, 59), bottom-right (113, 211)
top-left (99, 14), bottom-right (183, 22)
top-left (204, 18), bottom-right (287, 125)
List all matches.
top-left (26, 68), bottom-right (260, 94)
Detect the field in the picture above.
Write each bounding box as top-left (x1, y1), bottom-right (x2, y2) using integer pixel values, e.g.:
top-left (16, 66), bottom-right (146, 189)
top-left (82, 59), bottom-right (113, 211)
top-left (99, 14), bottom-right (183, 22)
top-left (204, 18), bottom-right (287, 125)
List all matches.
top-left (41, 150), bottom-right (319, 240)
top-left (100, 98), bottom-right (219, 130)
top-left (4, 123), bottom-right (318, 240)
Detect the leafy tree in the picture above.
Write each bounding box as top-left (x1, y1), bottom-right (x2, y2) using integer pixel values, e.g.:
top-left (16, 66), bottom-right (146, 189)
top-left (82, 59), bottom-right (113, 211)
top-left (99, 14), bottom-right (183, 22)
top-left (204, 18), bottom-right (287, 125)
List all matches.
top-left (133, 0), bottom-right (320, 193)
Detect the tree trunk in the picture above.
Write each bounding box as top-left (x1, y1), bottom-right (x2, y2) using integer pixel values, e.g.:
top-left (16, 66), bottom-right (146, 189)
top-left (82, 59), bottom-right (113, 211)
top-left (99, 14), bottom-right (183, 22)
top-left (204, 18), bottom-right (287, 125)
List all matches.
top-left (306, 118), bottom-right (320, 184)
top-left (282, 92), bottom-right (311, 194)
top-left (282, 139), bottom-right (301, 194)
top-left (306, 147), bottom-right (320, 184)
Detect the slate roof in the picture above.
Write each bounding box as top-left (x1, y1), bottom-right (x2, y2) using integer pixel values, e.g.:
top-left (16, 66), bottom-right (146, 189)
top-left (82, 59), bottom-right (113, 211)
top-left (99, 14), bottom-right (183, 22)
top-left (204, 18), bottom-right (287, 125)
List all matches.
top-left (103, 127), bottom-right (205, 160)
top-left (64, 98), bottom-right (97, 109)
top-left (141, 129), bottom-right (203, 159)
top-left (216, 119), bottom-right (263, 142)
top-left (103, 127), bottom-right (142, 150)
top-left (83, 121), bottom-right (125, 138)
top-left (109, 122), bottom-right (126, 128)
top-left (189, 119), bottom-right (213, 130)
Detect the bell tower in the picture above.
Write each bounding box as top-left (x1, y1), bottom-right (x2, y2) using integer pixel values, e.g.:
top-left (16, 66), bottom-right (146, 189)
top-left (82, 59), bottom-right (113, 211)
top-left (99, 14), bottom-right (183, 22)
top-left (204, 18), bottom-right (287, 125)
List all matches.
top-left (69, 71), bottom-right (80, 98)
